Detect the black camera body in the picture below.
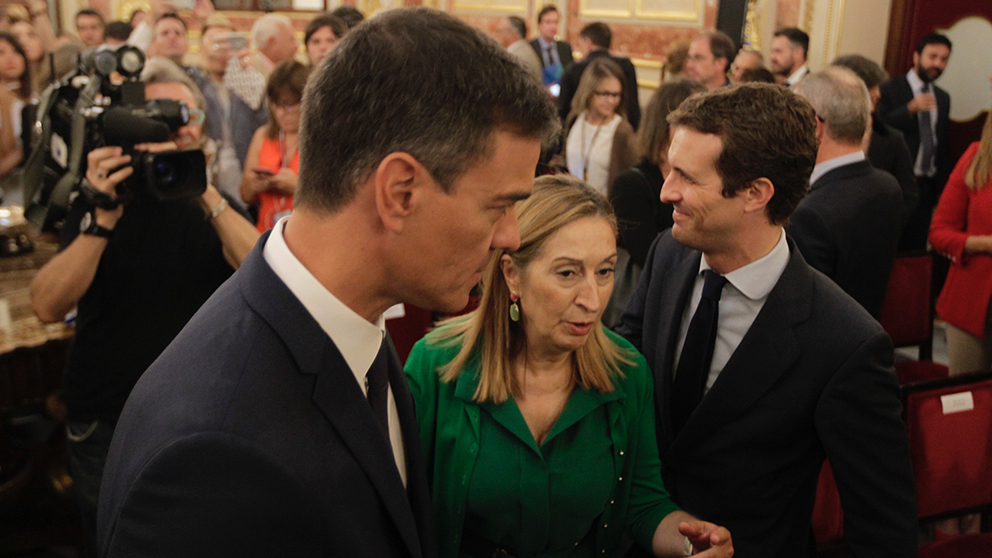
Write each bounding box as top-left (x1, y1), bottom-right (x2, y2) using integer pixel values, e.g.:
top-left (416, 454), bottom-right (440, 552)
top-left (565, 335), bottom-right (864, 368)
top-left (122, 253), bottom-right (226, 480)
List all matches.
top-left (22, 45), bottom-right (206, 232)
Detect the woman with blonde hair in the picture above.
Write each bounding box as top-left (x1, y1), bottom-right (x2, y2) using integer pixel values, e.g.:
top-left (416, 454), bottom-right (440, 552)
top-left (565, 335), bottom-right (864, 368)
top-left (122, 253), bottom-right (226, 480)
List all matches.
top-left (564, 57), bottom-right (637, 196)
top-left (406, 176), bottom-right (734, 558)
top-left (928, 82), bottom-right (992, 538)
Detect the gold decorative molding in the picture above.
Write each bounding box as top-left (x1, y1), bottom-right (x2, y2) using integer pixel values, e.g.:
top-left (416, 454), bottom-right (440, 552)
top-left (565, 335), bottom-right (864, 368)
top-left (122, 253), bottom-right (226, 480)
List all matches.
top-left (633, 0), bottom-right (700, 23)
top-left (743, 0), bottom-right (760, 50)
top-left (632, 58), bottom-right (662, 69)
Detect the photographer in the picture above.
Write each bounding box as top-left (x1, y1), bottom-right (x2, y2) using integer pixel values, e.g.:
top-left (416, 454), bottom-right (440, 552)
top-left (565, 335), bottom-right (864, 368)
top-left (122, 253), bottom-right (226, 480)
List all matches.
top-left (29, 57), bottom-right (258, 555)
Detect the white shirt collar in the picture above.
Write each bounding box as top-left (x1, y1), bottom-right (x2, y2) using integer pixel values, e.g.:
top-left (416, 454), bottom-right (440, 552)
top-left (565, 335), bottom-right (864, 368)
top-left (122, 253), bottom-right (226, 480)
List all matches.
top-left (786, 64), bottom-right (809, 86)
top-left (905, 68), bottom-right (927, 93)
top-left (262, 216), bottom-right (385, 390)
top-left (810, 151), bottom-right (866, 186)
top-left (700, 228), bottom-right (790, 301)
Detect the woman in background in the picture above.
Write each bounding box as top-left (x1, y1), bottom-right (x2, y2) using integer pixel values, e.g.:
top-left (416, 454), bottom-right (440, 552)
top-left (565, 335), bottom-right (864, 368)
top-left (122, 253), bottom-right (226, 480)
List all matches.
top-left (240, 60), bottom-right (310, 232)
top-left (602, 79), bottom-right (704, 327)
top-left (406, 176), bottom-right (734, 558)
top-left (565, 58), bottom-right (637, 197)
top-left (928, 84), bottom-right (992, 539)
top-left (305, 13), bottom-right (347, 68)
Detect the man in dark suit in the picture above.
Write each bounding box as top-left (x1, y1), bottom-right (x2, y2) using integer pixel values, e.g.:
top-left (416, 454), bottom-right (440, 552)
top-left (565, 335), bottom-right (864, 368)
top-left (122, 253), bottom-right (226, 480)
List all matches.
top-left (789, 67), bottom-right (903, 318)
top-left (619, 83), bottom-right (916, 558)
top-left (557, 22), bottom-right (640, 129)
top-left (529, 4), bottom-right (573, 88)
top-left (96, 9), bottom-right (559, 558)
top-left (877, 32), bottom-right (952, 250)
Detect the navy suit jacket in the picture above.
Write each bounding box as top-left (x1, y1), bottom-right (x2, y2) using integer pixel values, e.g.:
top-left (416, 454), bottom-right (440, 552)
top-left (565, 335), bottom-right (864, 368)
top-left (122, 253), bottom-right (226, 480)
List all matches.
top-left (878, 74), bottom-right (951, 186)
top-left (97, 233), bottom-right (437, 558)
top-left (529, 38), bottom-right (574, 70)
top-left (618, 232), bottom-right (917, 558)
top-left (786, 159), bottom-right (903, 318)
top-left (557, 50), bottom-right (641, 130)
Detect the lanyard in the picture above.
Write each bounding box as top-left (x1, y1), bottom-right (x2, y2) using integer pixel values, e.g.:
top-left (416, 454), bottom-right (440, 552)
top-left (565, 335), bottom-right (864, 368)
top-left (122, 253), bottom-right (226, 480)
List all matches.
top-left (580, 116), bottom-right (605, 181)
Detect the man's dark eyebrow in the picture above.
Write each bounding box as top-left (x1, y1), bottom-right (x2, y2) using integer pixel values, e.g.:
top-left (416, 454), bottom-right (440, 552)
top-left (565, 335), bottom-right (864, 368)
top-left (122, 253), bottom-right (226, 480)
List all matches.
top-left (671, 166), bottom-right (696, 182)
top-left (494, 191), bottom-right (532, 204)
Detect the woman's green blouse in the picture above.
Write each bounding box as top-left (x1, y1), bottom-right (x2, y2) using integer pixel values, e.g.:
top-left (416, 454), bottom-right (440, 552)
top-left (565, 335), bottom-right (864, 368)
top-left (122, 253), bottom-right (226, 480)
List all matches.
top-left (404, 327), bottom-right (679, 558)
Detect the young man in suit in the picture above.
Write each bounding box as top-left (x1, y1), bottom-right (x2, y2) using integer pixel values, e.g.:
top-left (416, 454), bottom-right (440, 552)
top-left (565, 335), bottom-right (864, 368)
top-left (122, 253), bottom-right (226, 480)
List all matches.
top-left (789, 67), bottom-right (903, 318)
top-left (619, 83), bottom-right (917, 558)
top-left (768, 27), bottom-right (810, 87)
top-left (97, 9), bottom-right (559, 558)
top-left (557, 22), bottom-right (640, 129)
top-left (530, 4), bottom-right (573, 89)
top-left (878, 32), bottom-right (952, 250)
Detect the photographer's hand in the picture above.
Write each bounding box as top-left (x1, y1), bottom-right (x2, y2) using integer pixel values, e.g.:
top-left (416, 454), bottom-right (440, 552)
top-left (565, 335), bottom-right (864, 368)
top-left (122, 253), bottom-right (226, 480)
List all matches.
top-left (30, 147), bottom-right (131, 323)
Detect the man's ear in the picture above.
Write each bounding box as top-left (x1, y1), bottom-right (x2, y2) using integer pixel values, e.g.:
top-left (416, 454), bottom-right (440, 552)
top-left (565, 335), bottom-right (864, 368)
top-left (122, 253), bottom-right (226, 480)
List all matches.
top-left (743, 177), bottom-right (774, 215)
top-left (374, 152), bottom-right (428, 233)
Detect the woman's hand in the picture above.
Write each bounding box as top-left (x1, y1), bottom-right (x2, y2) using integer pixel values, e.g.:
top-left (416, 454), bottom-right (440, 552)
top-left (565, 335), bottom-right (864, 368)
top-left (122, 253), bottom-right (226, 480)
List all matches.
top-left (267, 167), bottom-right (298, 196)
top-left (678, 520), bottom-right (733, 557)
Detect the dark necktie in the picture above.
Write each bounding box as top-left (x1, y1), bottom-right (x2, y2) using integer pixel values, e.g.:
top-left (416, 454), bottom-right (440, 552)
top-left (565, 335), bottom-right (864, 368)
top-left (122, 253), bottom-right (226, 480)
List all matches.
top-left (672, 270), bottom-right (728, 434)
top-left (366, 340), bottom-right (390, 441)
top-left (545, 45), bottom-right (554, 67)
top-left (918, 83), bottom-right (935, 175)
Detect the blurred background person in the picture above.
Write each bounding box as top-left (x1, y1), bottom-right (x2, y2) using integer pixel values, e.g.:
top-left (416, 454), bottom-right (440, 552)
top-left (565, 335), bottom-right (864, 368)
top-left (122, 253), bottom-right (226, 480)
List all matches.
top-left (104, 20), bottom-right (133, 47)
top-left (192, 14), bottom-right (269, 208)
top-left (331, 5), bottom-right (364, 30)
top-left (497, 15), bottom-right (542, 86)
top-left (768, 27), bottom-right (809, 86)
top-left (240, 60), bottom-right (309, 232)
top-left (75, 8), bottom-right (105, 49)
top-left (530, 4), bottom-right (573, 90)
top-left (304, 13), bottom-right (346, 68)
top-left (603, 78), bottom-right (705, 327)
top-left (0, 31), bottom-right (30, 102)
top-left (0, 32), bottom-right (27, 203)
top-left (565, 58), bottom-right (636, 197)
top-left (730, 49), bottom-right (762, 83)
top-left (10, 0), bottom-right (55, 99)
top-left (737, 67), bottom-right (775, 83)
top-left (406, 176), bottom-right (734, 558)
top-left (928, 87), bottom-right (992, 540)
top-left (684, 31), bottom-right (734, 90)
top-left (832, 53), bottom-right (918, 227)
top-left (661, 39), bottom-right (689, 82)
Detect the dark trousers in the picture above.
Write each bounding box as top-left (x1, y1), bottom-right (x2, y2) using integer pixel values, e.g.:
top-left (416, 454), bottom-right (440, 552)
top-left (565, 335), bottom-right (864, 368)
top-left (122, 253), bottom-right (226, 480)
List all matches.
top-left (66, 418), bottom-right (117, 558)
top-left (899, 175), bottom-right (939, 252)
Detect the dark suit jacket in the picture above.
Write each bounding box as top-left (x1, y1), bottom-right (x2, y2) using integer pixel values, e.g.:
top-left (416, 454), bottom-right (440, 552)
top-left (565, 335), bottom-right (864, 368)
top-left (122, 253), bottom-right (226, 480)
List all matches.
top-left (867, 118), bottom-right (919, 225)
top-left (786, 159), bottom-right (903, 318)
top-left (97, 234), bottom-right (436, 558)
top-left (529, 38), bottom-right (573, 70)
top-left (877, 73), bottom-right (951, 187)
top-left (557, 49), bottom-right (641, 130)
top-left (618, 232), bottom-right (917, 558)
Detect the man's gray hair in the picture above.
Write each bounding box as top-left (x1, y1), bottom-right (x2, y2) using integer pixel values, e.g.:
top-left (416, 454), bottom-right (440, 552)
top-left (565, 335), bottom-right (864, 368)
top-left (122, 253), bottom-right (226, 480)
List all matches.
top-left (251, 13), bottom-right (293, 49)
top-left (794, 66), bottom-right (870, 145)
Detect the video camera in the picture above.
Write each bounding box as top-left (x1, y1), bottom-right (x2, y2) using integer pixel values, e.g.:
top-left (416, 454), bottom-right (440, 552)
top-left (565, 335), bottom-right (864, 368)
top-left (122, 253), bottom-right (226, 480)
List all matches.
top-left (22, 45), bottom-right (207, 233)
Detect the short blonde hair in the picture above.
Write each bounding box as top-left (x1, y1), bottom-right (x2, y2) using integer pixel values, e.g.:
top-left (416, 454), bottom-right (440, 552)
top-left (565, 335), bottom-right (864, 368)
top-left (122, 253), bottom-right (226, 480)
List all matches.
top-left (429, 175), bottom-right (633, 404)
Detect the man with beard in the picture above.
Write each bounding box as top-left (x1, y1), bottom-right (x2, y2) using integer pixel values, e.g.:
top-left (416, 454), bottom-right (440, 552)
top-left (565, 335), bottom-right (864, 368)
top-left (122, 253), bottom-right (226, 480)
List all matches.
top-left (878, 32), bottom-right (952, 250)
top-left (768, 28), bottom-right (809, 87)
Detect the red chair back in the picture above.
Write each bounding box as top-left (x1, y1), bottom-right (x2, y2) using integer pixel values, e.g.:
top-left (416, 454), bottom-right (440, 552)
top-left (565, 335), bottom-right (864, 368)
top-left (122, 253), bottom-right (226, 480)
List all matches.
top-left (812, 460), bottom-right (844, 545)
top-left (879, 253), bottom-right (933, 353)
top-left (903, 371), bottom-right (992, 520)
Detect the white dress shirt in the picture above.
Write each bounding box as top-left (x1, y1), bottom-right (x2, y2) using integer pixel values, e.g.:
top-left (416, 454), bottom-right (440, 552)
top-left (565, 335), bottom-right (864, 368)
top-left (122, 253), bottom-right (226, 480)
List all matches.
top-left (809, 151), bottom-right (866, 187)
top-left (786, 64), bottom-right (809, 87)
top-left (566, 113), bottom-right (622, 196)
top-left (905, 69), bottom-right (939, 177)
top-left (674, 229), bottom-right (791, 392)
top-left (263, 217), bottom-right (407, 486)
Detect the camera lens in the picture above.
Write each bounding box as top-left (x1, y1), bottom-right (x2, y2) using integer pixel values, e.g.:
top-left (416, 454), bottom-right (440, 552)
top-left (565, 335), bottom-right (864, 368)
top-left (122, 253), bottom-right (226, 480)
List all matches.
top-left (154, 160), bottom-right (178, 191)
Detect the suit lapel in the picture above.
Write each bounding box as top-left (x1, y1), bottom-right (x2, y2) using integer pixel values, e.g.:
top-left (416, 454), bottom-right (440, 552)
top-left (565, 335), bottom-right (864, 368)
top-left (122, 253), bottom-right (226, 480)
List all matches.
top-left (238, 238), bottom-right (424, 558)
top-left (669, 241), bottom-right (812, 454)
top-left (653, 251), bottom-right (700, 451)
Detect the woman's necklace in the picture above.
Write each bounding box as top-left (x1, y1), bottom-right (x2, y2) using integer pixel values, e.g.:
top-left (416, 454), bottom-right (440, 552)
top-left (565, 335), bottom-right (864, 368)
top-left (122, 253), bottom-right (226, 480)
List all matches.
top-left (580, 114), bottom-right (606, 181)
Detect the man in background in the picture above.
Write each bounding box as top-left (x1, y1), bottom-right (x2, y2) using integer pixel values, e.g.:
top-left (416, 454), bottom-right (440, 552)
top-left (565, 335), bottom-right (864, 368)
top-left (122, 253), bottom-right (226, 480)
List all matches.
top-left (685, 31), bottom-right (734, 90)
top-left (498, 15), bottom-right (542, 85)
top-left (558, 21), bottom-right (640, 129)
top-left (878, 32), bottom-right (952, 250)
top-left (76, 9), bottom-right (106, 48)
top-left (769, 27), bottom-right (810, 86)
top-left (529, 4), bottom-right (573, 89)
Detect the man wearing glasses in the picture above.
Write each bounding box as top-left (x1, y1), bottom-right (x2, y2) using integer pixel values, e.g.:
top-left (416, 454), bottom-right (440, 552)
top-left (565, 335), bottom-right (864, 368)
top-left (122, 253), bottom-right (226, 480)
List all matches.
top-left (685, 31), bottom-right (736, 91)
top-left (30, 57), bottom-right (259, 557)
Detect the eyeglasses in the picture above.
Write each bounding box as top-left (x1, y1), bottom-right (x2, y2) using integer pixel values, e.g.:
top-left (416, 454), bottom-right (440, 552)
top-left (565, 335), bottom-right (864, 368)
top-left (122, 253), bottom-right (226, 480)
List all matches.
top-left (187, 109), bottom-right (205, 126)
top-left (593, 90), bottom-right (622, 99)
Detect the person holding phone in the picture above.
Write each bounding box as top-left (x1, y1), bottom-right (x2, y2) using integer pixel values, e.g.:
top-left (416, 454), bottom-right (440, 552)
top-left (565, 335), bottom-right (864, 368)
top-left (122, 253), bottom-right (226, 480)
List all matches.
top-left (240, 60), bottom-right (309, 232)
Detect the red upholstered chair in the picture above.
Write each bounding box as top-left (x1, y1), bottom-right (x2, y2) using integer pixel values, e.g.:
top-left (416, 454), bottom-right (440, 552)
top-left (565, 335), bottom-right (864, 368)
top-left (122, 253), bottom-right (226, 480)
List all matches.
top-left (902, 371), bottom-right (992, 556)
top-left (879, 253), bottom-right (949, 385)
top-left (812, 460), bottom-right (844, 549)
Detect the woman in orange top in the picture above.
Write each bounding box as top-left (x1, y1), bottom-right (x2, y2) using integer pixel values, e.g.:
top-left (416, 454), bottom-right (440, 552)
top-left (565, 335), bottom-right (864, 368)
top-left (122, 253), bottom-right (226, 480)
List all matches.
top-left (240, 60), bottom-right (310, 232)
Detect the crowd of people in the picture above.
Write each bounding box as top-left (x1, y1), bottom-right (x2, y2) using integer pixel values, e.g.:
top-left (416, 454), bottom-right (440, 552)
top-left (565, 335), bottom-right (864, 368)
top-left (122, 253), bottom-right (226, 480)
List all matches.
top-left (0, 1), bottom-right (985, 557)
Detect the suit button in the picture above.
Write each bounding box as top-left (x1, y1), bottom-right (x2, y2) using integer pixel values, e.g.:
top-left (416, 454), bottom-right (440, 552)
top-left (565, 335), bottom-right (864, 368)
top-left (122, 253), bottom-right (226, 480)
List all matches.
top-left (619, 450), bottom-right (624, 456)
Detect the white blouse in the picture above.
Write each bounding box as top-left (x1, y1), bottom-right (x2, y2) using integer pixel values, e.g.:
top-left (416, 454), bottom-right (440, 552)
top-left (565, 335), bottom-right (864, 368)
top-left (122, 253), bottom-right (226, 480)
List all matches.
top-left (566, 112), bottom-right (622, 196)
